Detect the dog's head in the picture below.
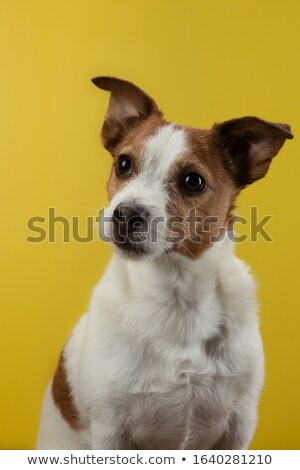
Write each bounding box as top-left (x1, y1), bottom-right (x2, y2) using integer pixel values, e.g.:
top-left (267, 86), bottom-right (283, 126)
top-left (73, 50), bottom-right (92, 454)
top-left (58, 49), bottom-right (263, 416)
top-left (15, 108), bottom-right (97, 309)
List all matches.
top-left (92, 76), bottom-right (293, 260)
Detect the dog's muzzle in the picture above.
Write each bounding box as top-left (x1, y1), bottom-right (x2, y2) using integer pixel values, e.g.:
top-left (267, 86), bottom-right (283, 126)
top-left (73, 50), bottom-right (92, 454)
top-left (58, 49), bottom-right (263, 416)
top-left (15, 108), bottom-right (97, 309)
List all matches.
top-left (112, 203), bottom-right (149, 256)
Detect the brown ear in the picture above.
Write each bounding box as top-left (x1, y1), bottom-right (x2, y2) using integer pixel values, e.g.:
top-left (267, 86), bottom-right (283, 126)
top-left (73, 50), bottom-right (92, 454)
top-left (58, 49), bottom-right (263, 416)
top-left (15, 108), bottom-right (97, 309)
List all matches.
top-left (212, 116), bottom-right (293, 186)
top-left (91, 76), bottom-right (162, 151)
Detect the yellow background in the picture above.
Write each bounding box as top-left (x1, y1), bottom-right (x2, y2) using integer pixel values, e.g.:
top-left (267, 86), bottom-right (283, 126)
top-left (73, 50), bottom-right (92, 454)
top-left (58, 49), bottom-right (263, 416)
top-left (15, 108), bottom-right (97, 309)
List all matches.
top-left (0, 0), bottom-right (299, 450)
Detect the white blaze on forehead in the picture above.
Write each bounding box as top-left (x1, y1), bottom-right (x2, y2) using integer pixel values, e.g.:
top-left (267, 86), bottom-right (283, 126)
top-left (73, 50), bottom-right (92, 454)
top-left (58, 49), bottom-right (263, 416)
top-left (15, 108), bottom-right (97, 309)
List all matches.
top-left (142, 124), bottom-right (188, 181)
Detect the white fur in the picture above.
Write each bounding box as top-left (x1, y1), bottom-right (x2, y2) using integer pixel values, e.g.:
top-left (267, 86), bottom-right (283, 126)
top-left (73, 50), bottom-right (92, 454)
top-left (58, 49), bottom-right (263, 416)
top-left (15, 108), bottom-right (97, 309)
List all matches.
top-left (37, 124), bottom-right (264, 450)
top-left (143, 123), bottom-right (188, 177)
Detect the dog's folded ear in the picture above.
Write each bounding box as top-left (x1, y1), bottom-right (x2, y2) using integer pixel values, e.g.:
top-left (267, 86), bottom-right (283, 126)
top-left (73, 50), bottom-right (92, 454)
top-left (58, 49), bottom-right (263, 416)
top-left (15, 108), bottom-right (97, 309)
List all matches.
top-left (212, 116), bottom-right (293, 186)
top-left (91, 76), bottom-right (162, 152)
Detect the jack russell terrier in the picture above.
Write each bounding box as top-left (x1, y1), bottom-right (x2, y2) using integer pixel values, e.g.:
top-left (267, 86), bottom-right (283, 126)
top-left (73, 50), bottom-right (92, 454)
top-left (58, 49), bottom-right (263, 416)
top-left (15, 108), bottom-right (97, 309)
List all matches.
top-left (37, 77), bottom-right (293, 450)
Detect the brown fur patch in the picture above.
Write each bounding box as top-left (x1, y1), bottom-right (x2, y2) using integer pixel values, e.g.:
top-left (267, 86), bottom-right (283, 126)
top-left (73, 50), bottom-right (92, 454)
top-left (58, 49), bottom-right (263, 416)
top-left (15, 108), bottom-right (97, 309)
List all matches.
top-left (166, 127), bottom-right (239, 259)
top-left (211, 116), bottom-right (293, 186)
top-left (52, 350), bottom-right (83, 431)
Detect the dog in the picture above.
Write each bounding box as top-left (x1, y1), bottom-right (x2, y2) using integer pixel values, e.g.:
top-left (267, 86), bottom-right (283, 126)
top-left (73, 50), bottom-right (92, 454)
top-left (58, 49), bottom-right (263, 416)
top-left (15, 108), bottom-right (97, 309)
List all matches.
top-left (37, 77), bottom-right (293, 450)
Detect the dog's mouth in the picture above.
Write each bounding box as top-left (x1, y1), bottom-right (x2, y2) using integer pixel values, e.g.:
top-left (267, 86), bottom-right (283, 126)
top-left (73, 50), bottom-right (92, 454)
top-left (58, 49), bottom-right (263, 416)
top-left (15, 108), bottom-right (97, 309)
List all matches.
top-left (111, 223), bottom-right (149, 258)
top-left (111, 224), bottom-right (178, 259)
top-left (113, 238), bottom-right (150, 258)
top-left (163, 244), bottom-right (178, 254)
top-left (113, 240), bottom-right (177, 259)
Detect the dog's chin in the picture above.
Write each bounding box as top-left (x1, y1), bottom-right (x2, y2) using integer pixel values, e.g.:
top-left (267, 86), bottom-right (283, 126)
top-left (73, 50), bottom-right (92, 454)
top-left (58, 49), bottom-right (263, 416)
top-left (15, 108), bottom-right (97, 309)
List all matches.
top-left (112, 239), bottom-right (178, 261)
top-left (112, 240), bottom-right (151, 260)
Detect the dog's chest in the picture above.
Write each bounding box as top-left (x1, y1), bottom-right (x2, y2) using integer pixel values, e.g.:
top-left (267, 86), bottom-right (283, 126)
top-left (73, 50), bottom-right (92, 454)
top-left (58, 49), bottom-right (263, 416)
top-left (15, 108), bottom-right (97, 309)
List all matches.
top-left (81, 251), bottom-right (252, 448)
top-left (108, 265), bottom-right (235, 447)
top-left (124, 348), bottom-right (238, 449)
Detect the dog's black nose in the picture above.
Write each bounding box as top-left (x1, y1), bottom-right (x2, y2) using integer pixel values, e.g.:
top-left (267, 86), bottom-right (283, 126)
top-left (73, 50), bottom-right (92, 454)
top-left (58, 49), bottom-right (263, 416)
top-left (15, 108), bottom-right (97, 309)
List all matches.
top-left (113, 203), bottom-right (147, 228)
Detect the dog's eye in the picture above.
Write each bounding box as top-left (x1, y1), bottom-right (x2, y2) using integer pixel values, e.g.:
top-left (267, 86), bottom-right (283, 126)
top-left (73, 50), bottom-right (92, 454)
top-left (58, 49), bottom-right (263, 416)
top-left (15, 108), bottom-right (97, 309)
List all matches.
top-left (117, 155), bottom-right (132, 176)
top-left (182, 172), bottom-right (205, 192)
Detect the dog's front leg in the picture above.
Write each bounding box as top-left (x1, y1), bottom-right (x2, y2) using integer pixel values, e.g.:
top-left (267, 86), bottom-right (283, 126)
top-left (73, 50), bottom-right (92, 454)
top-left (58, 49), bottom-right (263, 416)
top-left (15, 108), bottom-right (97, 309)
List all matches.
top-left (89, 408), bottom-right (130, 450)
top-left (212, 410), bottom-right (257, 450)
top-left (89, 418), bottom-right (124, 450)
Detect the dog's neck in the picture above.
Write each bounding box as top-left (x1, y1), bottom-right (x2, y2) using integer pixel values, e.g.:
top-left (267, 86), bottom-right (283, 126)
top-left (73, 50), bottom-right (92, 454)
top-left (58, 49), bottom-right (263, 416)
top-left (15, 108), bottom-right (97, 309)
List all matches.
top-left (121, 235), bottom-right (233, 293)
top-left (109, 236), bottom-right (234, 347)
